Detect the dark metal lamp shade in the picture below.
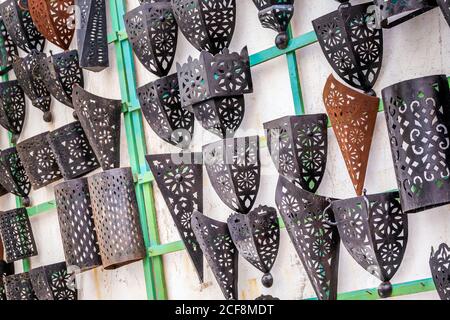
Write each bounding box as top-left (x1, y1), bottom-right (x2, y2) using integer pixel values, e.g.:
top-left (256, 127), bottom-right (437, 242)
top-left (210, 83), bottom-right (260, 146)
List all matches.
top-left (87, 168), bottom-right (146, 270)
top-left (203, 136), bottom-right (260, 214)
top-left (0, 80), bottom-right (26, 144)
top-left (12, 50), bottom-right (53, 122)
top-left (0, 17), bottom-right (18, 75)
top-left (0, 0), bottom-right (45, 53)
top-left (0, 147), bottom-right (31, 207)
top-left (323, 74), bottom-right (379, 196)
top-left (0, 260), bottom-right (14, 300)
top-left (264, 114), bottom-right (328, 193)
top-left (430, 243), bottom-right (450, 300)
top-left (75, 0), bottom-right (109, 72)
top-left (331, 191), bottom-right (408, 298)
top-left (137, 74), bottom-right (194, 148)
top-left (125, 1), bottom-right (178, 77)
top-left (373, 0), bottom-right (438, 28)
top-left (312, 2), bottom-right (383, 94)
top-left (72, 84), bottom-right (122, 170)
top-left (171, 0), bottom-right (236, 54)
top-left (275, 176), bottom-right (340, 300)
top-left (191, 211), bottom-right (238, 300)
top-left (438, 0), bottom-right (450, 25)
top-left (0, 208), bottom-right (38, 263)
top-left (177, 47), bottom-right (253, 138)
top-left (4, 272), bottom-right (38, 300)
top-left (227, 205), bottom-right (280, 288)
top-left (29, 262), bottom-right (77, 300)
top-left (55, 178), bottom-right (102, 273)
top-left (382, 75), bottom-right (450, 214)
top-left (251, 0), bottom-right (295, 49)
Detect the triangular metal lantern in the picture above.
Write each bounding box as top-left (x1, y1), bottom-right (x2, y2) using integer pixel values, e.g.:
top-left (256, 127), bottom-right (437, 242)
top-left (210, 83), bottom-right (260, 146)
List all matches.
top-left (251, 0), bottom-right (295, 49)
top-left (312, 2), bottom-right (383, 94)
top-left (4, 272), bottom-right (38, 300)
top-left (137, 74), bottom-right (194, 148)
top-left (171, 0), bottom-right (236, 54)
top-left (227, 205), bottom-right (280, 288)
top-left (203, 136), bottom-right (261, 214)
top-left (146, 152), bottom-right (204, 282)
top-left (0, 0), bottom-right (45, 53)
top-left (331, 190), bottom-right (408, 298)
top-left (177, 47), bottom-right (253, 138)
top-left (0, 17), bottom-right (18, 75)
top-left (0, 260), bottom-right (14, 301)
top-left (430, 243), bottom-right (450, 300)
top-left (373, 0), bottom-right (438, 28)
top-left (75, 0), bottom-right (108, 72)
top-left (275, 176), bottom-right (340, 300)
top-left (382, 75), bottom-right (450, 214)
top-left (264, 114), bottom-right (328, 193)
top-left (323, 74), bottom-right (379, 196)
top-left (0, 147), bottom-right (32, 207)
top-left (12, 50), bottom-right (53, 122)
top-left (28, 0), bottom-right (75, 50)
top-left (438, 0), bottom-right (450, 26)
top-left (191, 211), bottom-right (238, 300)
top-left (124, 1), bottom-right (178, 77)
top-left (0, 80), bottom-right (26, 144)
top-left (38, 50), bottom-right (84, 113)
top-left (72, 84), bottom-right (122, 170)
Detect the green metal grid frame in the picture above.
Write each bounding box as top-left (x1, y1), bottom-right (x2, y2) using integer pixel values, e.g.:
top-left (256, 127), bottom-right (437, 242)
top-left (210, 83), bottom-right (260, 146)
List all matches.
top-left (0, 0), bottom-right (442, 300)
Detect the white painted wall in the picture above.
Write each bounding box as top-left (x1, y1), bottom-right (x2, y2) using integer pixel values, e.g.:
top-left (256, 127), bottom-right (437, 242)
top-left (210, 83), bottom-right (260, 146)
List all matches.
top-left (0, 0), bottom-right (448, 300)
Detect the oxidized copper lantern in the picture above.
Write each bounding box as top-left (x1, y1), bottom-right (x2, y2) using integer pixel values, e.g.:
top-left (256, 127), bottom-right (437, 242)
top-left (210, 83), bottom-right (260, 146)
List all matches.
top-left (0, 147), bottom-right (31, 207)
top-left (430, 243), bottom-right (450, 300)
top-left (177, 47), bottom-right (253, 138)
top-left (0, 17), bottom-right (18, 75)
top-left (373, 0), bottom-right (438, 28)
top-left (0, 80), bottom-right (26, 143)
top-left (29, 262), bottom-right (77, 300)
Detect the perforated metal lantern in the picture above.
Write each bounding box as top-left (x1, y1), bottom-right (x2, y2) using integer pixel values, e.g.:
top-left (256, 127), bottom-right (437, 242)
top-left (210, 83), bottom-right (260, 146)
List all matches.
top-left (323, 74), bottom-right (379, 196)
top-left (146, 152), bottom-right (204, 282)
top-left (0, 80), bottom-right (26, 144)
top-left (191, 211), bottom-right (238, 300)
top-left (4, 272), bottom-right (37, 300)
top-left (125, 1), bottom-right (178, 77)
top-left (75, 0), bottom-right (109, 72)
top-left (171, 0), bottom-right (236, 54)
top-left (0, 17), bottom-right (18, 75)
top-left (0, 147), bottom-right (31, 207)
top-left (29, 261), bottom-right (77, 300)
top-left (17, 131), bottom-right (62, 189)
top-left (28, 0), bottom-right (74, 50)
top-left (430, 243), bottom-right (450, 300)
top-left (137, 74), bottom-right (194, 148)
top-left (0, 260), bottom-right (14, 300)
top-left (382, 75), bottom-right (450, 214)
top-left (312, 2), bottom-right (383, 94)
top-left (55, 178), bottom-right (102, 272)
top-left (0, 208), bottom-right (38, 263)
top-left (438, 0), bottom-right (450, 25)
top-left (72, 84), bottom-right (122, 170)
top-left (331, 191), bottom-right (408, 298)
top-left (275, 176), bottom-right (340, 300)
top-left (373, 0), bottom-right (438, 28)
top-left (87, 168), bottom-right (146, 270)
top-left (227, 205), bottom-right (280, 288)
top-left (177, 47), bottom-right (253, 138)
top-left (0, 0), bottom-right (45, 53)
top-left (47, 121), bottom-right (100, 180)
top-left (251, 0), bottom-right (295, 49)
top-left (12, 50), bottom-right (53, 122)
top-left (203, 136), bottom-right (260, 214)
top-left (264, 114), bottom-right (328, 193)
top-left (38, 50), bottom-right (84, 111)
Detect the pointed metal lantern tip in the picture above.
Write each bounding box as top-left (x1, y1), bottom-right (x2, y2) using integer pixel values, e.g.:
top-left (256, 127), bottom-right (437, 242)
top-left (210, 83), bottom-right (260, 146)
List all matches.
top-left (191, 211), bottom-right (238, 300)
top-left (125, 1), bottom-right (178, 77)
top-left (430, 243), bottom-right (450, 300)
top-left (275, 176), bottom-right (340, 300)
top-left (264, 114), bottom-right (328, 193)
top-left (146, 152), bottom-right (204, 283)
top-left (0, 80), bottom-right (26, 144)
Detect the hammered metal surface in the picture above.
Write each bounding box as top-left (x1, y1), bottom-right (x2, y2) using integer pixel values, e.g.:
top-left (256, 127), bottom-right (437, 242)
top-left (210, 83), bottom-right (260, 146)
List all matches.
top-left (4, 272), bottom-right (37, 301)
top-left (382, 75), bottom-right (450, 214)
top-left (323, 74), bottom-right (379, 196)
top-left (87, 168), bottom-right (146, 270)
top-left (374, 0), bottom-right (438, 28)
top-left (275, 176), bottom-right (340, 300)
top-left (0, 80), bottom-right (26, 143)
top-left (0, 260), bottom-right (14, 301)
top-left (264, 114), bottom-right (328, 193)
top-left (430, 243), bottom-right (450, 300)
top-left (191, 211), bottom-right (238, 300)
top-left (125, 1), bottom-right (177, 76)
top-left (203, 136), bottom-right (260, 214)
top-left (137, 74), bottom-right (194, 148)
top-left (0, 17), bottom-right (18, 73)
top-left (0, 147), bottom-right (31, 202)
top-left (171, 0), bottom-right (236, 54)
top-left (72, 84), bottom-right (122, 170)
